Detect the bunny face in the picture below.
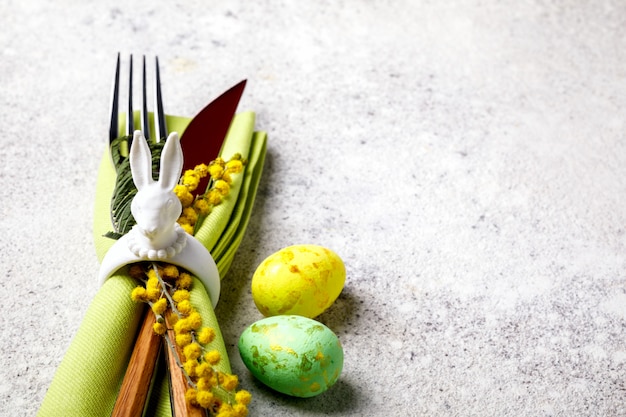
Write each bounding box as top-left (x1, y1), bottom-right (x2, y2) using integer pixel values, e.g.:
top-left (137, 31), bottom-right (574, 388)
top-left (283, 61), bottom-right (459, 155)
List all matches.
top-left (131, 185), bottom-right (182, 239)
top-left (129, 130), bottom-right (184, 249)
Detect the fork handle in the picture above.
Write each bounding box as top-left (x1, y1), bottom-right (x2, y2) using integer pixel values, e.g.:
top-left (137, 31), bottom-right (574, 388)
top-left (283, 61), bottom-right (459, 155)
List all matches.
top-left (112, 308), bottom-right (162, 417)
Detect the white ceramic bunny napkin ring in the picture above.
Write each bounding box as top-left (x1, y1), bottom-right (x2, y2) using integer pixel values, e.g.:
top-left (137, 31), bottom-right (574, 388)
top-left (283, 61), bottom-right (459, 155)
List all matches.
top-left (98, 131), bottom-right (221, 307)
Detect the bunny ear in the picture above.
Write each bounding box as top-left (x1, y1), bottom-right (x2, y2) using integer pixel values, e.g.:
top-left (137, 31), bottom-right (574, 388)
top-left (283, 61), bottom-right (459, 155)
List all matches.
top-left (158, 132), bottom-right (184, 191)
top-left (129, 130), bottom-right (155, 190)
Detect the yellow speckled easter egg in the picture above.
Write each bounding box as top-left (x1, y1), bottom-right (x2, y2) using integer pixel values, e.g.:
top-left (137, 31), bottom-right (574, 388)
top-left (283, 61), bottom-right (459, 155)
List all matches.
top-left (252, 245), bottom-right (345, 318)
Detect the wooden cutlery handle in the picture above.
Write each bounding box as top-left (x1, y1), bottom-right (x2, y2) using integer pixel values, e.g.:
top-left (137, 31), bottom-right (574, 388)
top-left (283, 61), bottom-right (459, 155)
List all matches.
top-left (112, 308), bottom-right (162, 417)
top-left (165, 316), bottom-right (207, 417)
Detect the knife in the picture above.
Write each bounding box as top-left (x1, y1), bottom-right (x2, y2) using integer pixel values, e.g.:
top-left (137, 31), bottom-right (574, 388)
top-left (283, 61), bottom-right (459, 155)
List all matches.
top-left (180, 79), bottom-right (247, 195)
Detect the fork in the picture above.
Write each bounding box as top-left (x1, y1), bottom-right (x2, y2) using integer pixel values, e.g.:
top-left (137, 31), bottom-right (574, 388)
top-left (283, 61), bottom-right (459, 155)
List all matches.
top-left (109, 54), bottom-right (205, 417)
top-left (109, 53), bottom-right (167, 145)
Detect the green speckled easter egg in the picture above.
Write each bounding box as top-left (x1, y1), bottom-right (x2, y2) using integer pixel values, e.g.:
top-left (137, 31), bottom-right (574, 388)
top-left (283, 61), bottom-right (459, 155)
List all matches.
top-left (238, 315), bottom-right (343, 397)
top-left (251, 244), bottom-right (346, 318)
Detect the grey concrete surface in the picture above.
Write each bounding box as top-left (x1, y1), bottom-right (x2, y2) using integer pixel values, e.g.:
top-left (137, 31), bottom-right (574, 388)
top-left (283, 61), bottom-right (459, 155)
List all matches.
top-left (1, 1), bottom-right (625, 416)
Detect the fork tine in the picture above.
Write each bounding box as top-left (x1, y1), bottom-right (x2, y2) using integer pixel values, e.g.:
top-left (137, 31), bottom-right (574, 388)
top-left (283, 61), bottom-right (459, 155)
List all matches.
top-left (108, 53), bottom-right (121, 143)
top-left (154, 56), bottom-right (167, 141)
top-left (109, 54), bottom-right (167, 144)
top-left (141, 56), bottom-right (150, 141)
top-left (126, 54), bottom-right (134, 138)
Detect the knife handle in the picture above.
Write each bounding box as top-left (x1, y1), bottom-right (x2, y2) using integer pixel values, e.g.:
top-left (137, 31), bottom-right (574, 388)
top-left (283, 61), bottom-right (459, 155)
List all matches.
top-left (165, 316), bottom-right (207, 417)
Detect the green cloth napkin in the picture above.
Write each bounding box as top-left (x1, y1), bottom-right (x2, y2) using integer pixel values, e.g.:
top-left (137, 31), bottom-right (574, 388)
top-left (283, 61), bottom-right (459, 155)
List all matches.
top-left (38, 112), bottom-right (267, 417)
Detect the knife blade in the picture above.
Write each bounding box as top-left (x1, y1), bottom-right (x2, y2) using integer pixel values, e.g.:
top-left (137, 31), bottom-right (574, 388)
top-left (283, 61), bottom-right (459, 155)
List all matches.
top-left (180, 79), bottom-right (247, 195)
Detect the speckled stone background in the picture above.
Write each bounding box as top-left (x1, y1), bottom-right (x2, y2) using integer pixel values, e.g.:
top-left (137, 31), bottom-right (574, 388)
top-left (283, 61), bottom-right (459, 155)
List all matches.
top-left (1, 1), bottom-right (625, 416)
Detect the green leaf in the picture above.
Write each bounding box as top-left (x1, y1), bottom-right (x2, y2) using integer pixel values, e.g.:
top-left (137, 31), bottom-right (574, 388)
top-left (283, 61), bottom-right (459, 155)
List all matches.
top-left (103, 231), bottom-right (123, 240)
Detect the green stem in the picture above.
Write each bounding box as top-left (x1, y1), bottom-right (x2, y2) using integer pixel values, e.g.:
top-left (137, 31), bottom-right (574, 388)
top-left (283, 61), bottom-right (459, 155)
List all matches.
top-left (163, 332), bottom-right (197, 388)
